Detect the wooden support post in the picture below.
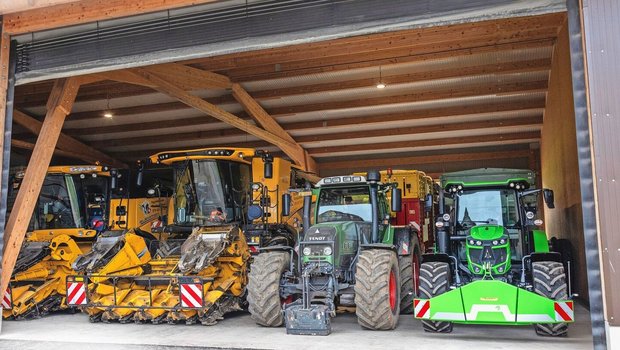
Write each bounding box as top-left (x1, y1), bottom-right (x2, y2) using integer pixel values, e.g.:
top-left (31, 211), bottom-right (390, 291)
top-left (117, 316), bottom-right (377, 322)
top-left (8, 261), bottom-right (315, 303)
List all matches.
top-left (1, 78), bottom-right (81, 295)
top-left (231, 83), bottom-right (317, 173)
top-left (12, 109), bottom-right (127, 168)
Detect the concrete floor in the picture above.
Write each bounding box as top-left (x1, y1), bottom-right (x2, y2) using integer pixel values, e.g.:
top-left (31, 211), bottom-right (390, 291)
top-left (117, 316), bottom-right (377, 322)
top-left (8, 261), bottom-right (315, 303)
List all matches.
top-left (0, 304), bottom-right (593, 350)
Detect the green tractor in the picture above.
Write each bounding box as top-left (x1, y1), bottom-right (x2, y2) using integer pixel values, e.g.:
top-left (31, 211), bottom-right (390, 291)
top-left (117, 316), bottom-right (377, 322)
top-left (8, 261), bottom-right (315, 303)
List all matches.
top-left (247, 171), bottom-right (422, 335)
top-left (414, 168), bottom-right (574, 336)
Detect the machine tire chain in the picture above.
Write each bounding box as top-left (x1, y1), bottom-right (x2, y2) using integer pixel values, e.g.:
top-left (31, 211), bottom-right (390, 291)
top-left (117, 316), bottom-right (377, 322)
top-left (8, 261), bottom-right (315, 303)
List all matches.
top-left (354, 249), bottom-right (400, 330)
top-left (419, 262), bottom-right (453, 333)
top-left (532, 261), bottom-right (569, 337)
top-left (247, 251), bottom-right (289, 327)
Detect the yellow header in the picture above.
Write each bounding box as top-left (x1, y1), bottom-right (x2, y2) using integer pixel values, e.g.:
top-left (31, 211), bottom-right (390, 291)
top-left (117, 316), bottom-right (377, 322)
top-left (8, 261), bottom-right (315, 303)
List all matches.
top-left (46, 165), bottom-right (110, 176)
top-left (149, 147), bottom-right (257, 165)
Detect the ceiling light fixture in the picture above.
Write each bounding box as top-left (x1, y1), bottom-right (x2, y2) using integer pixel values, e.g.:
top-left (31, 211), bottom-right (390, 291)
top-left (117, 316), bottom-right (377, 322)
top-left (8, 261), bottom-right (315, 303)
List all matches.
top-left (103, 92), bottom-right (113, 118)
top-left (376, 66), bottom-right (386, 89)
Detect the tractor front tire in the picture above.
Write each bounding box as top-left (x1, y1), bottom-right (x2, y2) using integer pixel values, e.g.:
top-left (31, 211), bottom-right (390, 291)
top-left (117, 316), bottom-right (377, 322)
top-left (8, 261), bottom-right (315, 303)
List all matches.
top-left (419, 262), bottom-right (453, 333)
top-left (398, 242), bottom-right (421, 314)
top-left (532, 261), bottom-right (569, 337)
top-left (247, 251), bottom-right (289, 327)
top-left (355, 249), bottom-right (400, 330)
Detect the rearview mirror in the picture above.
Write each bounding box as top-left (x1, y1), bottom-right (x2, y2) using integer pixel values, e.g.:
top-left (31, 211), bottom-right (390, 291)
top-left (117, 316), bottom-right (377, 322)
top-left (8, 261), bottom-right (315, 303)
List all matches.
top-left (391, 188), bottom-right (402, 212)
top-left (282, 193), bottom-right (292, 216)
top-left (543, 189), bottom-right (555, 209)
top-left (424, 193), bottom-right (433, 212)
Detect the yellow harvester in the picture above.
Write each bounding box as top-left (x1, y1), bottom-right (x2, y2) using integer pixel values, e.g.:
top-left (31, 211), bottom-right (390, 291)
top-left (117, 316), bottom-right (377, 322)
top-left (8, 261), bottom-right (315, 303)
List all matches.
top-left (3, 166), bottom-right (119, 319)
top-left (72, 147), bottom-right (313, 325)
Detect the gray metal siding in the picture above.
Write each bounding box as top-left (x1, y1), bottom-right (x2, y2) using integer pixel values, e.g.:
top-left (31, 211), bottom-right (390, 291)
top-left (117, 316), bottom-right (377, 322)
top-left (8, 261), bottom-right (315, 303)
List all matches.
top-left (582, 0), bottom-right (620, 328)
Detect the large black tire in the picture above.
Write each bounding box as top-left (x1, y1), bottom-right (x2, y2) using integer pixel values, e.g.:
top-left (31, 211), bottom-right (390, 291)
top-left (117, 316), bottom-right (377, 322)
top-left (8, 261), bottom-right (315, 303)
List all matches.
top-left (399, 241), bottom-right (421, 314)
top-left (355, 249), bottom-right (400, 330)
top-left (419, 262), bottom-right (453, 333)
top-left (247, 251), bottom-right (289, 327)
top-left (532, 261), bottom-right (569, 336)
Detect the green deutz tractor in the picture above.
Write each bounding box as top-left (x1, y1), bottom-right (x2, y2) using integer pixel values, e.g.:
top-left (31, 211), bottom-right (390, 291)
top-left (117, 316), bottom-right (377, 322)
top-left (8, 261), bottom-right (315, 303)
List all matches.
top-left (247, 171), bottom-right (422, 335)
top-left (414, 168), bottom-right (574, 336)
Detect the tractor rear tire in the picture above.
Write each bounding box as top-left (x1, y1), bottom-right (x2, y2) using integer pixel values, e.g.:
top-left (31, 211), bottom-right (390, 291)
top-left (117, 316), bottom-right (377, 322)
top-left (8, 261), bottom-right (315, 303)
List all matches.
top-left (398, 242), bottom-right (421, 314)
top-left (532, 261), bottom-right (569, 337)
top-left (355, 249), bottom-right (400, 330)
top-left (247, 251), bottom-right (289, 327)
top-left (419, 262), bottom-right (453, 333)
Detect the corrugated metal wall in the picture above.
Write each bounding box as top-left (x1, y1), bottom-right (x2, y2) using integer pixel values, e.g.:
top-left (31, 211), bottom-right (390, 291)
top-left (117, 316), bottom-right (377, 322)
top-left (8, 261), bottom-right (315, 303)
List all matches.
top-left (582, 0), bottom-right (620, 328)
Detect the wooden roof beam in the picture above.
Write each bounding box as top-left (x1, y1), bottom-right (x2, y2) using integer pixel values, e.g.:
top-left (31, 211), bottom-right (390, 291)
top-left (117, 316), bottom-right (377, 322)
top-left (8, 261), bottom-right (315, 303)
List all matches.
top-left (63, 78), bottom-right (547, 123)
top-left (91, 116), bottom-right (542, 150)
top-left (231, 83), bottom-right (316, 172)
top-left (11, 138), bottom-right (91, 160)
top-left (13, 109), bottom-right (127, 168)
top-left (127, 68), bottom-right (311, 171)
top-left (318, 149), bottom-right (531, 171)
top-left (3, 0), bottom-right (220, 35)
top-left (306, 132), bottom-right (541, 156)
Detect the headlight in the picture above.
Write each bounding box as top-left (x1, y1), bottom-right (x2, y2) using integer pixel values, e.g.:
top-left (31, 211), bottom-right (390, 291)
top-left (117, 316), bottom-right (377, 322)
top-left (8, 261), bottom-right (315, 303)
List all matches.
top-left (498, 266), bottom-right (504, 272)
top-left (469, 239), bottom-right (475, 245)
top-left (302, 247), bottom-right (312, 256)
top-left (323, 247), bottom-right (332, 255)
top-left (499, 238), bottom-right (506, 244)
top-left (476, 240), bottom-right (482, 246)
top-left (435, 221), bottom-right (444, 228)
top-left (442, 213), bottom-right (451, 221)
top-left (526, 211), bottom-right (535, 220)
top-left (492, 240), bottom-right (499, 246)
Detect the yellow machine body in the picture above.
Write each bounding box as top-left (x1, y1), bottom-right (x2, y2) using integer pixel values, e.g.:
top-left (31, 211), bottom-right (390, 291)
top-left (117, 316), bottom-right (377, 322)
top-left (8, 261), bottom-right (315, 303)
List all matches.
top-left (78, 147), bottom-right (313, 325)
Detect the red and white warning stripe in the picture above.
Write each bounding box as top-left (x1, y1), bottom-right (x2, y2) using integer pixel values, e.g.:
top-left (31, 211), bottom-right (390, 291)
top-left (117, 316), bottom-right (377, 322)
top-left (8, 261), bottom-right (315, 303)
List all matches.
top-left (66, 281), bottom-right (87, 306)
top-left (414, 299), bottom-right (430, 319)
top-left (2, 287), bottom-right (11, 309)
top-left (554, 301), bottom-right (574, 322)
top-left (180, 283), bottom-right (204, 308)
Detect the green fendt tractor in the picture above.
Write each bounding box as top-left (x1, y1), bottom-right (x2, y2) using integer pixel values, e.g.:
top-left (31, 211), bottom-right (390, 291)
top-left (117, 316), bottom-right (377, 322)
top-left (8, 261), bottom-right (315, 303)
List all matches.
top-left (247, 171), bottom-right (422, 335)
top-left (414, 168), bottom-right (574, 336)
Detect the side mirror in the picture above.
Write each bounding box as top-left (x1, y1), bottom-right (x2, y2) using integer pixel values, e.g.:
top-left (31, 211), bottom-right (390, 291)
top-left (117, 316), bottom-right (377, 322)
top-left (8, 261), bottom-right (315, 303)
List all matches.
top-left (543, 189), bottom-right (555, 209)
top-left (391, 188), bottom-right (402, 212)
top-left (116, 206), bottom-right (127, 216)
top-left (264, 161), bottom-right (273, 179)
top-left (424, 193), bottom-right (433, 212)
top-left (282, 193), bottom-right (292, 216)
top-left (136, 162), bottom-right (144, 187)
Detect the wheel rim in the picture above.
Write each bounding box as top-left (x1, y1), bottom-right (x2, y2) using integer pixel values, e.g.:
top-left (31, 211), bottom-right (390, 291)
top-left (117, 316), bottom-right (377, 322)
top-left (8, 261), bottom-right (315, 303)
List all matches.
top-left (412, 253), bottom-right (420, 295)
top-left (389, 270), bottom-right (397, 311)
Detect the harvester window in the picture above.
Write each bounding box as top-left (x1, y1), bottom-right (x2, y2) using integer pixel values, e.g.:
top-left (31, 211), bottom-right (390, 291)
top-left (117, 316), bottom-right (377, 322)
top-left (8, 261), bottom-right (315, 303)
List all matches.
top-left (173, 160), bottom-right (250, 226)
top-left (36, 175), bottom-right (79, 229)
top-left (317, 186), bottom-right (371, 223)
